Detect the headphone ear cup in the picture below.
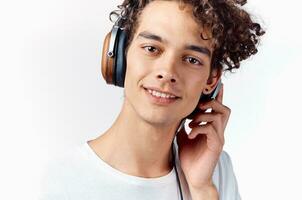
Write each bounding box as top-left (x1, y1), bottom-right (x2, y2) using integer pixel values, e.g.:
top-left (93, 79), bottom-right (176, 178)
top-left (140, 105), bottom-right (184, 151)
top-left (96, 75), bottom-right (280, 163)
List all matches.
top-left (115, 29), bottom-right (127, 87)
top-left (101, 32), bottom-right (116, 85)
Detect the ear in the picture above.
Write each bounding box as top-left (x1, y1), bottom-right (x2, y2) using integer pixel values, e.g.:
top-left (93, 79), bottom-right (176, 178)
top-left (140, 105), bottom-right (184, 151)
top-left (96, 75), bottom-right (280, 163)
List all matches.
top-left (203, 68), bottom-right (222, 95)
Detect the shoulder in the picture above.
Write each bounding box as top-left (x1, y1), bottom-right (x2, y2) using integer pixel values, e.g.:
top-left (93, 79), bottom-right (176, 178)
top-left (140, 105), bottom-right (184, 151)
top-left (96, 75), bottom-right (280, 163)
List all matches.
top-left (213, 150), bottom-right (242, 200)
top-left (38, 144), bottom-right (85, 199)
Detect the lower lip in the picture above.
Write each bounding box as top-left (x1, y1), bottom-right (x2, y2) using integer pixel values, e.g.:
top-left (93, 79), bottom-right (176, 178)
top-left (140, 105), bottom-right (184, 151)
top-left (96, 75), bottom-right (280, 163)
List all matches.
top-left (143, 88), bottom-right (180, 106)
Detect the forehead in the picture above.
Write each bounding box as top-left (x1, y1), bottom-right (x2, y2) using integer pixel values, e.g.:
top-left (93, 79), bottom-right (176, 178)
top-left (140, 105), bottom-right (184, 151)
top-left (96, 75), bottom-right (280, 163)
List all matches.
top-left (133, 1), bottom-right (213, 49)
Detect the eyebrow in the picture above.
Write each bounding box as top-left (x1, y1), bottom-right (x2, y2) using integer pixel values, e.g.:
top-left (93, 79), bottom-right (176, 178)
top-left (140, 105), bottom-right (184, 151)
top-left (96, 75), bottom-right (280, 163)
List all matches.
top-left (137, 31), bottom-right (211, 57)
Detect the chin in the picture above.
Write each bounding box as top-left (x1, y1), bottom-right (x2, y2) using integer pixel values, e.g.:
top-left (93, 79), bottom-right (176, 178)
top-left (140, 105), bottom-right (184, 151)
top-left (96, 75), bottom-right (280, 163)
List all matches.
top-left (138, 107), bottom-right (179, 126)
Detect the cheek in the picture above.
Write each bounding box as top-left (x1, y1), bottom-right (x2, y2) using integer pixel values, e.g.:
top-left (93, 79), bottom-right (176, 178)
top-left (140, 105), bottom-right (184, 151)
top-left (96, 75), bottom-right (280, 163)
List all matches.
top-left (183, 76), bottom-right (206, 106)
top-left (183, 72), bottom-right (205, 92)
top-left (188, 88), bottom-right (202, 106)
top-left (124, 52), bottom-right (150, 90)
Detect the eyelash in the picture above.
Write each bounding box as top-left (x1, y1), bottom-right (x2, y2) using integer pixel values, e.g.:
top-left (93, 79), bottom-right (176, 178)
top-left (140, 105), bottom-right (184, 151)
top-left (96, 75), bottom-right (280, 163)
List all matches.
top-left (142, 45), bottom-right (203, 66)
top-left (143, 46), bottom-right (160, 54)
top-left (183, 57), bottom-right (203, 66)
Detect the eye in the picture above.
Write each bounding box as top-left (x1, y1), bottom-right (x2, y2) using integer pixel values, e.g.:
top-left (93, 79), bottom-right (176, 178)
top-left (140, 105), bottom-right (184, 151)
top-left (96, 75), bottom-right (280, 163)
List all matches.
top-left (142, 45), bottom-right (160, 54)
top-left (184, 56), bottom-right (203, 66)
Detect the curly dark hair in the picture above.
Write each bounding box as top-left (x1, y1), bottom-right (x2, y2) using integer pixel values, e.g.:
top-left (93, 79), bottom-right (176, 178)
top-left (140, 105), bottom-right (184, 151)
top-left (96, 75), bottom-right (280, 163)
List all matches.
top-left (109, 0), bottom-right (265, 75)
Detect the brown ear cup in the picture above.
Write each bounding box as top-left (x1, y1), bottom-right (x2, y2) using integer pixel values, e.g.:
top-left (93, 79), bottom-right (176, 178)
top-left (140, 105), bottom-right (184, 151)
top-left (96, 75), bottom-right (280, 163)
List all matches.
top-left (101, 32), bottom-right (115, 85)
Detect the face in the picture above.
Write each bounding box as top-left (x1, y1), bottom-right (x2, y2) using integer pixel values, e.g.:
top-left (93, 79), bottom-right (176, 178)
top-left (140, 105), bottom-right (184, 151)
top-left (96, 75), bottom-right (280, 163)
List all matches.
top-left (123, 0), bottom-right (220, 126)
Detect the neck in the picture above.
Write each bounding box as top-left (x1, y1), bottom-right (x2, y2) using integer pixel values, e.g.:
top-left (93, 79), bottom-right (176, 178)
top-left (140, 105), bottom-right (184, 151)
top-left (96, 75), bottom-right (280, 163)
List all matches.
top-left (88, 99), bottom-right (182, 178)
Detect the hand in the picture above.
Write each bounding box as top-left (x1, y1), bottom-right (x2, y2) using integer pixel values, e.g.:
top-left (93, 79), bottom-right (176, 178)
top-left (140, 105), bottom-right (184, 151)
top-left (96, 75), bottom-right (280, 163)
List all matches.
top-left (176, 83), bottom-right (231, 190)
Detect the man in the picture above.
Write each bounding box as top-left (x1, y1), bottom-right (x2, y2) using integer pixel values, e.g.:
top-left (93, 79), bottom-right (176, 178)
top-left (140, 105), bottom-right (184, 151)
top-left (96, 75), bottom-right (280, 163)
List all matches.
top-left (39, 0), bottom-right (264, 199)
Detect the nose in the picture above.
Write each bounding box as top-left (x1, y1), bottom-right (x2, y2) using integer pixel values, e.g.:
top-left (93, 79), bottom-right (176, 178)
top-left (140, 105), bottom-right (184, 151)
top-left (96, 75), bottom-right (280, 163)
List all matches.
top-left (155, 53), bottom-right (179, 84)
top-left (156, 73), bottom-right (176, 83)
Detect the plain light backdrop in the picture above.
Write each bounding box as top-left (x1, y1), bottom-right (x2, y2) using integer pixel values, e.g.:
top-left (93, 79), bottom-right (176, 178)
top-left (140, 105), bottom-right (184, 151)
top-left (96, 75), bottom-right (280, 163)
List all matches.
top-left (0, 0), bottom-right (301, 199)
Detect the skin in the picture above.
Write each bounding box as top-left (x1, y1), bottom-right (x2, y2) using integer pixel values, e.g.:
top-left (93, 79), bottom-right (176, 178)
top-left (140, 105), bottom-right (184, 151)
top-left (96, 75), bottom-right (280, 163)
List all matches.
top-left (89, 0), bottom-right (231, 198)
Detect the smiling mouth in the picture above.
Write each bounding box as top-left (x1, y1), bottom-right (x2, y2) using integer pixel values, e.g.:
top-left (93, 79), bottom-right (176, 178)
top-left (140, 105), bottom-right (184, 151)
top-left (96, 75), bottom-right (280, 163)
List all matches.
top-left (143, 87), bottom-right (180, 99)
top-left (143, 87), bottom-right (181, 105)
top-left (143, 86), bottom-right (181, 98)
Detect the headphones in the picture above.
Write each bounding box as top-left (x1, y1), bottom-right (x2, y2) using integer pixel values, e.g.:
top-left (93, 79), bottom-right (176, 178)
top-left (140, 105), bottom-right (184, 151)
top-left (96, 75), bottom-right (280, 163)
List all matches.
top-left (101, 14), bottom-right (185, 200)
top-left (101, 15), bottom-right (128, 88)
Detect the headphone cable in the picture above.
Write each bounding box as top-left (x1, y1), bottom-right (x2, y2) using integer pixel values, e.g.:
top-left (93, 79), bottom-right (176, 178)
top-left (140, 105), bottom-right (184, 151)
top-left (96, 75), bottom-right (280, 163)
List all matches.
top-left (172, 138), bottom-right (184, 200)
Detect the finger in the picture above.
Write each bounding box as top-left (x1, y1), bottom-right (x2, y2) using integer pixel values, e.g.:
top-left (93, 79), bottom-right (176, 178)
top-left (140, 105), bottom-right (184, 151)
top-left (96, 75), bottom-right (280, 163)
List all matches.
top-left (189, 115), bottom-right (224, 143)
top-left (189, 112), bottom-right (221, 130)
top-left (199, 99), bottom-right (230, 116)
top-left (188, 123), bottom-right (224, 149)
top-left (188, 123), bottom-right (213, 139)
top-left (188, 113), bottom-right (214, 127)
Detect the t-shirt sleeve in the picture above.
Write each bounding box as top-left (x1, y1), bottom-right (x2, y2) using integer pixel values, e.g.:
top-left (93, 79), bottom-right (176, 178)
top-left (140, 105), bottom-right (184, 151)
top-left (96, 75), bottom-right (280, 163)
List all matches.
top-left (219, 151), bottom-right (241, 200)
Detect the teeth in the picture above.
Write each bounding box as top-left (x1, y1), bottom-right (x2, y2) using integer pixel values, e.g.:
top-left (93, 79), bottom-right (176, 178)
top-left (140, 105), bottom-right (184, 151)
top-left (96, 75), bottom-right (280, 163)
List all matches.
top-left (147, 89), bottom-right (176, 99)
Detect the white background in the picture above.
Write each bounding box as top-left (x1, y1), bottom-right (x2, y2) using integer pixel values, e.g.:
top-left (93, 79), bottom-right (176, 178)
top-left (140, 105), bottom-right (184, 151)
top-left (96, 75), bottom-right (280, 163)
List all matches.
top-left (0, 0), bottom-right (301, 199)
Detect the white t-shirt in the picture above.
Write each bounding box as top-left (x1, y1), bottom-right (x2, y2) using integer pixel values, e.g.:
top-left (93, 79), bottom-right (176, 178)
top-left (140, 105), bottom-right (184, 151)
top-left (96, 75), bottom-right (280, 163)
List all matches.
top-left (38, 139), bottom-right (241, 200)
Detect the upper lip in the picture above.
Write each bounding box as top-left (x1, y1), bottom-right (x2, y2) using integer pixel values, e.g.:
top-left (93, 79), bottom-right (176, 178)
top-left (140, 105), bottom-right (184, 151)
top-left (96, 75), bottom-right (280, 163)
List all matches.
top-left (143, 86), bottom-right (181, 98)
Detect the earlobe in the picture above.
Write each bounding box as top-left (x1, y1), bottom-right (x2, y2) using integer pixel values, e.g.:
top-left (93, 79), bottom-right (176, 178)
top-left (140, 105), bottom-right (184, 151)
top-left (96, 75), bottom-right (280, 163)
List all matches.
top-left (204, 68), bottom-right (222, 94)
top-left (203, 87), bottom-right (209, 93)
